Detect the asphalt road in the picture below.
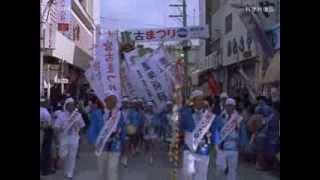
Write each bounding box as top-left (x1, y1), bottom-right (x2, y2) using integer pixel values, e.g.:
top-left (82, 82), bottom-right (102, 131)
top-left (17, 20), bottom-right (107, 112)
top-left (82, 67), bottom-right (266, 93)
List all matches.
top-left (44, 139), bottom-right (279, 180)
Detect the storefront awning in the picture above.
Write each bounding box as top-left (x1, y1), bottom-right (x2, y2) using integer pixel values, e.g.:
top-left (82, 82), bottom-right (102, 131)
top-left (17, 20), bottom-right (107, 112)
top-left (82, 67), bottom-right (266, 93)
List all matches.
top-left (262, 51), bottom-right (280, 83)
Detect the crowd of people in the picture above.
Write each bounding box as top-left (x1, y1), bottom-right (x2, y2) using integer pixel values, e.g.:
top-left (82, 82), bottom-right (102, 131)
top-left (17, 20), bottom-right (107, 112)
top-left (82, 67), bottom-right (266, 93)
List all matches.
top-left (40, 87), bottom-right (280, 180)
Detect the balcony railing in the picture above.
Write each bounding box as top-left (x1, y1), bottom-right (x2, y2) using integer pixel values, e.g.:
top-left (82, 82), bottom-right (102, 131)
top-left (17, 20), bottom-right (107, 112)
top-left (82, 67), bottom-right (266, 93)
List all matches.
top-left (71, 0), bottom-right (95, 32)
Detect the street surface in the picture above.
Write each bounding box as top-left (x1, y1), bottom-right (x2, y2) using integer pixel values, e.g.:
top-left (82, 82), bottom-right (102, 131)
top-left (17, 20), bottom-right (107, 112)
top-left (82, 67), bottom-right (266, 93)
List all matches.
top-left (44, 138), bottom-right (279, 180)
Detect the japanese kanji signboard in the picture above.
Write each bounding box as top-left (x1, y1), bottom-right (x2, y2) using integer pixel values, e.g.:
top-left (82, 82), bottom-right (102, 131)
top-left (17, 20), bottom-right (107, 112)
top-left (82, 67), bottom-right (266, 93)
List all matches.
top-left (127, 25), bottom-right (209, 42)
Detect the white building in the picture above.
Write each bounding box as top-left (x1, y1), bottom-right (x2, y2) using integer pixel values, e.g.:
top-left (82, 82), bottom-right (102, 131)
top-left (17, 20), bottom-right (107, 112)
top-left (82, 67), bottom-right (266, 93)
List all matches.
top-left (41, 0), bottom-right (98, 100)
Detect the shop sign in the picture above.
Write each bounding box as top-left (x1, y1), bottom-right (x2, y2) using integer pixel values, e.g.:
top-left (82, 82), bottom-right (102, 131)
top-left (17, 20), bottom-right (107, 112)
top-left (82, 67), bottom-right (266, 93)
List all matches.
top-left (54, 78), bottom-right (69, 84)
top-left (224, 33), bottom-right (255, 65)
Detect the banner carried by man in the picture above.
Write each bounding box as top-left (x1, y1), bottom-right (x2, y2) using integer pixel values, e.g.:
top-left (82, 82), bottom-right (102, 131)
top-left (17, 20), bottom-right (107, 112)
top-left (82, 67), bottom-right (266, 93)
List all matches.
top-left (85, 31), bottom-right (121, 101)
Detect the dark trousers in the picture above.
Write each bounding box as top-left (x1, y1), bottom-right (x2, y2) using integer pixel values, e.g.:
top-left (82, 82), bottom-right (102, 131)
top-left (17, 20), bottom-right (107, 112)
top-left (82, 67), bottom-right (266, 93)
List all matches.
top-left (40, 128), bottom-right (53, 175)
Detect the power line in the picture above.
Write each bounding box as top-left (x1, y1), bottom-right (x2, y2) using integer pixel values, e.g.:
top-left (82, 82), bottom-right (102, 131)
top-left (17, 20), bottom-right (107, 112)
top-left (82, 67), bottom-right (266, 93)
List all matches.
top-left (99, 17), bottom-right (166, 28)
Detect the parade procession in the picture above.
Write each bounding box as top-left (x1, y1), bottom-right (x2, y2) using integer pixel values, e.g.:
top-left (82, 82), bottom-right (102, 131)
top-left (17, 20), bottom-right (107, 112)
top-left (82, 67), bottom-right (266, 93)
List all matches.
top-left (40, 0), bottom-right (280, 180)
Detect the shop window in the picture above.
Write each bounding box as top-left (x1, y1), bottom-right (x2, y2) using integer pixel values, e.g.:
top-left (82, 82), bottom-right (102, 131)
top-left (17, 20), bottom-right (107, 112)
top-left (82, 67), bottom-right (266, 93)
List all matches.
top-left (225, 13), bottom-right (232, 34)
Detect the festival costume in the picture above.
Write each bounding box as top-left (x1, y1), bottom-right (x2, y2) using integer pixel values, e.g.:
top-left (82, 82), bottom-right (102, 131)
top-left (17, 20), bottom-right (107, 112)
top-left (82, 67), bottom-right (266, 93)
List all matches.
top-left (143, 111), bottom-right (158, 140)
top-left (180, 107), bottom-right (216, 180)
top-left (92, 109), bottom-right (126, 180)
top-left (213, 110), bottom-right (244, 180)
top-left (40, 107), bottom-right (54, 175)
top-left (54, 109), bottom-right (85, 178)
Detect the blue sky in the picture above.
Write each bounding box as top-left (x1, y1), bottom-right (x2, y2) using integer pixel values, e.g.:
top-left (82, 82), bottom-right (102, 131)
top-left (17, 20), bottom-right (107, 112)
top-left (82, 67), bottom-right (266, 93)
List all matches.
top-left (99, 0), bottom-right (200, 31)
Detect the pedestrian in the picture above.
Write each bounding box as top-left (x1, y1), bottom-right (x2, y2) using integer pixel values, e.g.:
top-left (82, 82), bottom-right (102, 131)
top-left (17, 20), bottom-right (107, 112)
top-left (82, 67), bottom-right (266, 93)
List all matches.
top-left (270, 87), bottom-right (280, 107)
top-left (93, 93), bottom-right (126, 180)
top-left (238, 108), bottom-right (252, 163)
top-left (40, 98), bottom-right (54, 176)
top-left (219, 92), bottom-right (228, 113)
top-left (265, 102), bottom-right (280, 171)
top-left (54, 97), bottom-right (85, 180)
top-left (158, 101), bottom-right (173, 142)
top-left (250, 96), bottom-right (274, 171)
top-left (51, 102), bottom-right (63, 171)
top-left (136, 98), bottom-right (145, 153)
top-left (87, 98), bottom-right (105, 145)
top-left (127, 98), bottom-right (144, 155)
top-left (213, 98), bottom-right (245, 180)
top-left (120, 96), bottom-right (133, 167)
top-left (180, 90), bottom-right (217, 180)
top-left (143, 101), bottom-right (158, 165)
top-left (212, 95), bottom-right (222, 115)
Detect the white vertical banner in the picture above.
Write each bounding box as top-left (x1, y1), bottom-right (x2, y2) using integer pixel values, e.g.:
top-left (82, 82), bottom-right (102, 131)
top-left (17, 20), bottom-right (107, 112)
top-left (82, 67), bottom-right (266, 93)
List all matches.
top-left (120, 63), bottom-right (138, 99)
top-left (96, 31), bottom-right (121, 99)
top-left (134, 56), bottom-right (171, 112)
top-left (123, 50), bottom-right (150, 101)
top-left (147, 48), bottom-right (174, 100)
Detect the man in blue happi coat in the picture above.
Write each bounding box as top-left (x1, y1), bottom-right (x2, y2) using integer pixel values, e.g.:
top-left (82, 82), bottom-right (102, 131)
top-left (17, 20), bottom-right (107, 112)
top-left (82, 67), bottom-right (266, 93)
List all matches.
top-left (158, 100), bottom-right (174, 142)
top-left (180, 90), bottom-right (218, 180)
top-left (213, 98), bottom-right (248, 180)
top-left (88, 93), bottom-right (126, 180)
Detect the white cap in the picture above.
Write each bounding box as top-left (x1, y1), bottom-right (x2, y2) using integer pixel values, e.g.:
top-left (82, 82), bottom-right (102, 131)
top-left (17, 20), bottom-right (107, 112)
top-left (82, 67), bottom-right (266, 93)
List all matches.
top-left (65, 97), bottom-right (74, 104)
top-left (147, 101), bottom-right (153, 106)
top-left (225, 98), bottom-right (236, 106)
top-left (190, 90), bottom-right (204, 99)
top-left (220, 92), bottom-right (228, 98)
top-left (122, 97), bottom-right (129, 102)
top-left (132, 98), bottom-right (138, 103)
top-left (64, 97), bottom-right (75, 111)
top-left (166, 100), bottom-right (173, 105)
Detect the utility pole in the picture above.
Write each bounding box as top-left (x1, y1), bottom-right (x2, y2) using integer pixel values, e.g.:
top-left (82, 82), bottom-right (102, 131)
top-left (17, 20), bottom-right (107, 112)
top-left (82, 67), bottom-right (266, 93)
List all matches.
top-left (169, 0), bottom-right (190, 100)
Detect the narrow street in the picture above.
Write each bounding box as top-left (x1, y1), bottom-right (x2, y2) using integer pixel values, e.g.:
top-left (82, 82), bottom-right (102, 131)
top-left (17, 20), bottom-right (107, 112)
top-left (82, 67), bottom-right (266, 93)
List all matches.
top-left (45, 138), bottom-right (279, 180)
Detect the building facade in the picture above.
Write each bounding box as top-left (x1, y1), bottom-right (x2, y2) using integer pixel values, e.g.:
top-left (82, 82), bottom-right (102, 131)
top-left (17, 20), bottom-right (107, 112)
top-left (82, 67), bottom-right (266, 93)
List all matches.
top-left (41, 0), bottom-right (98, 102)
top-left (193, 0), bottom-right (280, 98)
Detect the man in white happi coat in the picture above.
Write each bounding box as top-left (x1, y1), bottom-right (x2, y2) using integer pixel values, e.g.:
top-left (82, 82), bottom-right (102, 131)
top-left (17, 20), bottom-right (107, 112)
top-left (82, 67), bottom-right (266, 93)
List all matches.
top-left (54, 98), bottom-right (85, 180)
top-left (40, 98), bottom-right (52, 153)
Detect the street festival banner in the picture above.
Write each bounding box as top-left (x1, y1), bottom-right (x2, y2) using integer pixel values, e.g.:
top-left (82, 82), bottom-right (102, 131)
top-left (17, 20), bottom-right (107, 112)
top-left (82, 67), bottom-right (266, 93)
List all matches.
top-left (85, 31), bottom-right (121, 102)
top-left (127, 25), bottom-right (209, 42)
top-left (98, 31), bottom-right (121, 99)
top-left (123, 48), bottom-right (175, 112)
top-left (123, 49), bottom-right (147, 100)
top-left (85, 31), bottom-right (122, 156)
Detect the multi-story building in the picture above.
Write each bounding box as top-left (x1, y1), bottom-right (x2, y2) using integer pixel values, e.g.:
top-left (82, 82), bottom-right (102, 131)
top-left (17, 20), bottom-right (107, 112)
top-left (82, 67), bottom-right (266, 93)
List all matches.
top-left (41, 0), bottom-right (99, 101)
top-left (193, 0), bottom-right (280, 97)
